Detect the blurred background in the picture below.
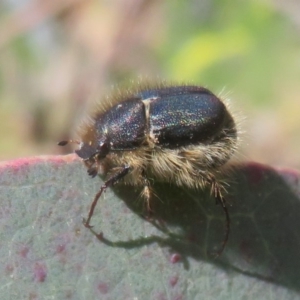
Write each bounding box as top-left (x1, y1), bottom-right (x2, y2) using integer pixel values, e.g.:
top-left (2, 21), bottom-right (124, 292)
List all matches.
top-left (0, 0), bottom-right (299, 168)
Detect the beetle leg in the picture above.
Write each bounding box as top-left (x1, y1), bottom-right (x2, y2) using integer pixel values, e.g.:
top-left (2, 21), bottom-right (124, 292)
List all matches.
top-left (139, 170), bottom-right (154, 215)
top-left (83, 165), bottom-right (130, 228)
top-left (143, 179), bottom-right (153, 213)
top-left (207, 177), bottom-right (230, 257)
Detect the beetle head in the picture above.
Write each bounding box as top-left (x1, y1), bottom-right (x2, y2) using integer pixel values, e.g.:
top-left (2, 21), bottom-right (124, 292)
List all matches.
top-left (58, 138), bottom-right (110, 162)
top-left (75, 140), bottom-right (110, 161)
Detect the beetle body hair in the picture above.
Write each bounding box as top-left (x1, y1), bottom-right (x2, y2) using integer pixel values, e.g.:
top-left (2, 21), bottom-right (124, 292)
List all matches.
top-left (78, 82), bottom-right (240, 191)
top-left (94, 135), bottom-right (236, 191)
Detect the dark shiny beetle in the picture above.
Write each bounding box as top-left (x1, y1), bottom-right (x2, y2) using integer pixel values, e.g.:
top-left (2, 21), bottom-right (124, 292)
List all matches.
top-left (59, 84), bottom-right (238, 256)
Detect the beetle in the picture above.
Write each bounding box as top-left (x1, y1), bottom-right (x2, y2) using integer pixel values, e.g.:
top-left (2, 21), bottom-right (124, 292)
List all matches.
top-left (58, 83), bottom-right (238, 255)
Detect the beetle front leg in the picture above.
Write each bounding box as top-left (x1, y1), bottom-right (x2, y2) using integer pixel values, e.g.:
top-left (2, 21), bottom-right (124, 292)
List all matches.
top-left (83, 165), bottom-right (130, 228)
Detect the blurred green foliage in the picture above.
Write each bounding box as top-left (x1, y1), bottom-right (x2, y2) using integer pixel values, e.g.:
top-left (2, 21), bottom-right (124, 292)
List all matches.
top-left (161, 0), bottom-right (300, 107)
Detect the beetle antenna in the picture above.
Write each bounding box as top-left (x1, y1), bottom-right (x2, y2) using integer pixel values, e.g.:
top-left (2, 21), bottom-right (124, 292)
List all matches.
top-left (57, 140), bottom-right (80, 146)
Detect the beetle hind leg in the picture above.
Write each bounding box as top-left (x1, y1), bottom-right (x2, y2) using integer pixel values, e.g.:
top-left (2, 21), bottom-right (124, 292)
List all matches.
top-left (206, 176), bottom-right (230, 257)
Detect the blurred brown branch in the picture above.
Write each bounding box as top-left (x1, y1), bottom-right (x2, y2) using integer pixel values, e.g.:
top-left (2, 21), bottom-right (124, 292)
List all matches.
top-left (0, 0), bottom-right (88, 49)
top-left (273, 0), bottom-right (300, 29)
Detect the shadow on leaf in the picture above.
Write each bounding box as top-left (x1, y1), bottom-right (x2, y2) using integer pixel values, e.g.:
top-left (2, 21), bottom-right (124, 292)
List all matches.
top-left (89, 162), bottom-right (300, 292)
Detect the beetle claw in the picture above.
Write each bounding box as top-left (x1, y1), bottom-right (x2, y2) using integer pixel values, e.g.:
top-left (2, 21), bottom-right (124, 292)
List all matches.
top-left (82, 218), bottom-right (93, 229)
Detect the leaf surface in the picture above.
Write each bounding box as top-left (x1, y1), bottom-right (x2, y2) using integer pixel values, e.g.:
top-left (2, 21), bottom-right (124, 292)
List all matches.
top-left (1, 155), bottom-right (300, 299)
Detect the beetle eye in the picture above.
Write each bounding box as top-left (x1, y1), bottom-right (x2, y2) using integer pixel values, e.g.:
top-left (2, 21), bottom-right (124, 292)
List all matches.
top-left (98, 142), bottom-right (110, 158)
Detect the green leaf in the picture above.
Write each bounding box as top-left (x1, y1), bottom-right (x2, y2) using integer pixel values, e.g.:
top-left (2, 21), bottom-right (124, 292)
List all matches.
top-left (0, 155), bottom-right (299, 299)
